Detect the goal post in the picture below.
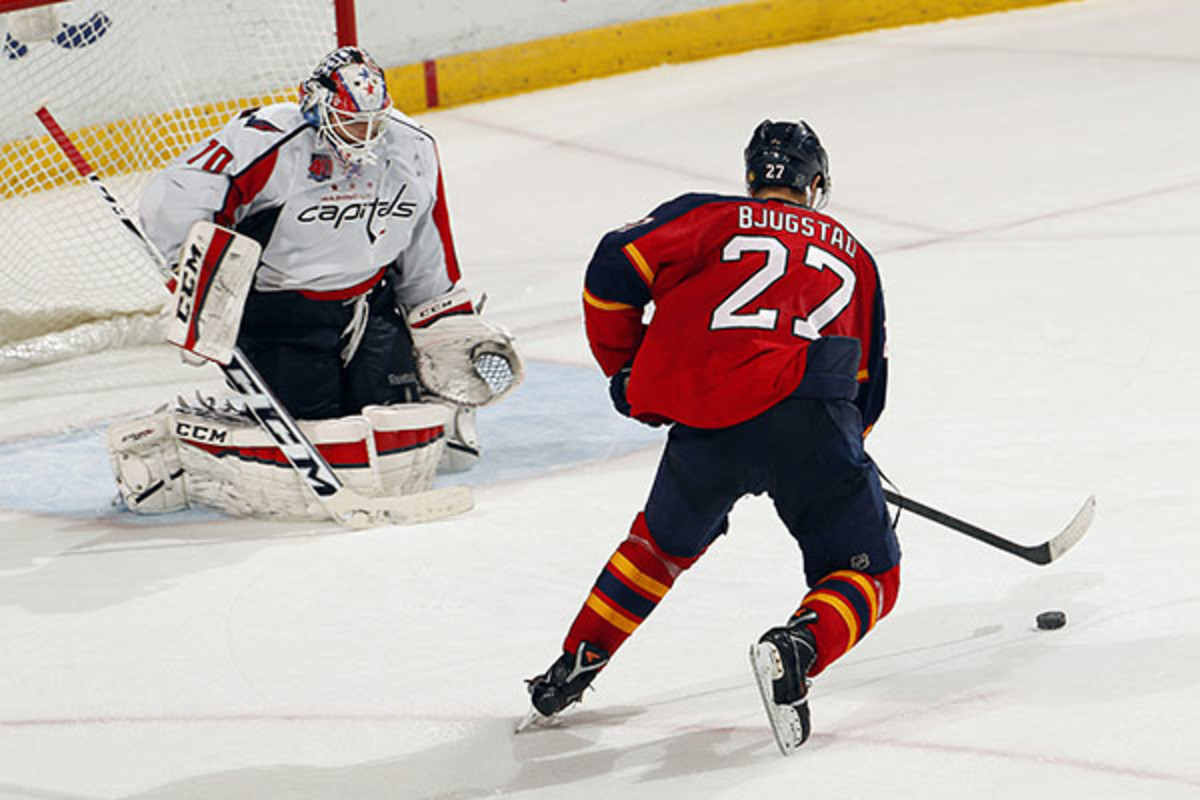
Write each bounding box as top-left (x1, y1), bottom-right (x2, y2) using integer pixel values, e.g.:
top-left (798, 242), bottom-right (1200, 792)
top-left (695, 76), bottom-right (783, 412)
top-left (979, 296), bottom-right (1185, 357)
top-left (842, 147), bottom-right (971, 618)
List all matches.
top-left (0, 0), bottom-right (357, 370)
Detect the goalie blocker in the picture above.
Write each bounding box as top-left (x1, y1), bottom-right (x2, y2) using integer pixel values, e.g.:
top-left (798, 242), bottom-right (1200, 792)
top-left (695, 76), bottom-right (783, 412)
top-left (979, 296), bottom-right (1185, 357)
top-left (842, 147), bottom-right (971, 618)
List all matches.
top-left (109, 402), bottom-right (451, 520)
top-left (164, 221), bottom-right (260, 365)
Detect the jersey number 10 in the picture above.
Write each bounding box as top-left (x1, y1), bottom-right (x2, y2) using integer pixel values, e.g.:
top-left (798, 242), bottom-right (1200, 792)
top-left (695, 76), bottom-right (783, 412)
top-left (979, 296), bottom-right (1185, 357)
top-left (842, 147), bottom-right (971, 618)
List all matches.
top-left (710, 235), bottom-right (856, 340)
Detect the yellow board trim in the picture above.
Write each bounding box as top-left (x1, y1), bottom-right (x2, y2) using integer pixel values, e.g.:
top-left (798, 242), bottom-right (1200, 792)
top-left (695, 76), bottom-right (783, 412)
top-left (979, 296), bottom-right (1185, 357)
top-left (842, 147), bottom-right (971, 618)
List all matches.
top-left (1, 91), bottom-right (295, 199)
top-left (585, 591), bottom-right (640, 634)
top-left (393, 0), bottom-right (1077, 112)
top-left (610, 551), bottom-right (669, 599)
top-left (3, 0), bottom-right (1073, 198)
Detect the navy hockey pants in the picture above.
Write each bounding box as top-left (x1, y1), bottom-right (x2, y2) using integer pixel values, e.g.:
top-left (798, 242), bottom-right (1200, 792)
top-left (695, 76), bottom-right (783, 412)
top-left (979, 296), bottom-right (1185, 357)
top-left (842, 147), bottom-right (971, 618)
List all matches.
top-left (642, 395), bottom-right (900, 586)
top-left (236, 276), bottom-right (420, 420)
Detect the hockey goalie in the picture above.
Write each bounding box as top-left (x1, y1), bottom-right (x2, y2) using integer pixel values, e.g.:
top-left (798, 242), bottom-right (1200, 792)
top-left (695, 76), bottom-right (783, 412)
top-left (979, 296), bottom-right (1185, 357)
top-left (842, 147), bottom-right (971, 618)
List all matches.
top-left (108, 46), bottom-right (522, 521)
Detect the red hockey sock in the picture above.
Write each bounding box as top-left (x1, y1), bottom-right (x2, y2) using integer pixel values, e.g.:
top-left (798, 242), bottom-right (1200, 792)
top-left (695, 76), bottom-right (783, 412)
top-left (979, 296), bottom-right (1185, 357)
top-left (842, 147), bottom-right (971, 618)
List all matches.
top-left (797, 564), bottom-right (900, 677)
top-left (563, 512), bottom-right (699, 656)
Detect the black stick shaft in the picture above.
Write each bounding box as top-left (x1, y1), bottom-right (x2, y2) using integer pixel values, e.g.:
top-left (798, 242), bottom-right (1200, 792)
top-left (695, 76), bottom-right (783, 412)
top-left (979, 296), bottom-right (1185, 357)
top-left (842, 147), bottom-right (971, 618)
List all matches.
top-left (882, 488), bottom-right (1049, 564)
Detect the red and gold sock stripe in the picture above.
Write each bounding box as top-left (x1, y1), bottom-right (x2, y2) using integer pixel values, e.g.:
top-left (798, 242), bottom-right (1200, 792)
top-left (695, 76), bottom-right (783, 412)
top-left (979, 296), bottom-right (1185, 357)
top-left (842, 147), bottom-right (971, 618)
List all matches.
top-left (798, 565), bottom-right (900, 676)
top-left (563, 513), bottom-right (695, 655)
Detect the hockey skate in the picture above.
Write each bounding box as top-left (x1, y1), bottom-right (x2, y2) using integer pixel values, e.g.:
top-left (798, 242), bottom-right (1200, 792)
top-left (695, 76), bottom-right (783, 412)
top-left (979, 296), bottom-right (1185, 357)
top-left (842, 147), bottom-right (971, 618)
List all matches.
top-left (750, 613), bottom-right (817, 755)
top-left (515, 642), bottom-right (609, 733)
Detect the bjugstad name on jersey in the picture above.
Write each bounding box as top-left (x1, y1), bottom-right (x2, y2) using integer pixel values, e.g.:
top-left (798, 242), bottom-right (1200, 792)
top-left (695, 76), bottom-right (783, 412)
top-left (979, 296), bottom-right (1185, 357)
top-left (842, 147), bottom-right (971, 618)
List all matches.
top-left (738, 205), bottom-right (858, 258)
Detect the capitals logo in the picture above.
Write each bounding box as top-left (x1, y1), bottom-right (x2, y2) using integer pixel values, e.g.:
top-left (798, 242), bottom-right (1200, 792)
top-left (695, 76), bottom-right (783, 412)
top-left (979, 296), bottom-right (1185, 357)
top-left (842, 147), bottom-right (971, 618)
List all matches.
top-left (307, 153), bottom-right (332, 182)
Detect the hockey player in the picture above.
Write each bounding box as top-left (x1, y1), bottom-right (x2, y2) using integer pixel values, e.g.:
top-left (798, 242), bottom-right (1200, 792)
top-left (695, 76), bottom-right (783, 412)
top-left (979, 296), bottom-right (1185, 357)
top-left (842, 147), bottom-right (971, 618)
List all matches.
top-left (520, 120), bottom-right (900, 754)
top-left (108, 46), bottom-right (520, 520)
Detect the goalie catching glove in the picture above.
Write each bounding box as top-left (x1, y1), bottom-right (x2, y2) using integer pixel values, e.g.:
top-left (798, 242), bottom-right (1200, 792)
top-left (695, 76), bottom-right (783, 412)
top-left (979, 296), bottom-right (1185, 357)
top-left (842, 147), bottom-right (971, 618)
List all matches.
top-left (406, 286), bottom-right (524, 407)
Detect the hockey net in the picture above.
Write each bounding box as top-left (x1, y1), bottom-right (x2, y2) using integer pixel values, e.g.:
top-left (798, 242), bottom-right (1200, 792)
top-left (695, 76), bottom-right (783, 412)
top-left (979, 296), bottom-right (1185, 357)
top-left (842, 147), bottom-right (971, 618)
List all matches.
top-left (0, 0), bottom-right (351, 371)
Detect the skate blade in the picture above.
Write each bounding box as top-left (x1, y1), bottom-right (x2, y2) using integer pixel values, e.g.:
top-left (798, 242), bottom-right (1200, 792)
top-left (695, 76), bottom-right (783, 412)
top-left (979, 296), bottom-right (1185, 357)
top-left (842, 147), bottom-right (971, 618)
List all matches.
top-left (749, 642), bottom-right (806, 756)
top-left (514, 705), bottom-right (561, 734)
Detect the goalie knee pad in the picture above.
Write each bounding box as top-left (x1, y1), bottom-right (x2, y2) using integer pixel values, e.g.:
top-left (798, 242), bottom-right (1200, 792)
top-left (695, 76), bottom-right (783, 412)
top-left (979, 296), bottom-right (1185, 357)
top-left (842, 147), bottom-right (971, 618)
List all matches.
top-left (107, 412), bottom-right (188, 513)
top-left (362, 403), bottom-right (449, 495)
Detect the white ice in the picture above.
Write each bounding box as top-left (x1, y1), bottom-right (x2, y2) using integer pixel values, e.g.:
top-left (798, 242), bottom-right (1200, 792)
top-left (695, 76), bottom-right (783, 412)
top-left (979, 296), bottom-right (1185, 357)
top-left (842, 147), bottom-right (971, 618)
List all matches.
top-left (1, 0), bottom-right (1198, 797)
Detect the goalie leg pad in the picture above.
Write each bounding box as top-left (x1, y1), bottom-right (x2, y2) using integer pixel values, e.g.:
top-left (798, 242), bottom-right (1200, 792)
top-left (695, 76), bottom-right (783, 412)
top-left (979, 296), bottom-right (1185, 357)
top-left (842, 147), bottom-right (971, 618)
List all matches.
top-left (107, 412), bottom-right (188, 513)
top-left (175, 411), bottom-right (379, 520)
top-left (111, 402), bottom-right (456, 520)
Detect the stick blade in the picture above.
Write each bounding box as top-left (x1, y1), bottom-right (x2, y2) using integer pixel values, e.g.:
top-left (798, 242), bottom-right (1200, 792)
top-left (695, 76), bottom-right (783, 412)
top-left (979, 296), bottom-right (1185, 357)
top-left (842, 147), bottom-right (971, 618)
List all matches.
top-left (1044, 494), bottom-right (1096, 563)
top-left (374, 485), bottom-right (475, 525)
top-left (326, 485), bottom-right (475, 527)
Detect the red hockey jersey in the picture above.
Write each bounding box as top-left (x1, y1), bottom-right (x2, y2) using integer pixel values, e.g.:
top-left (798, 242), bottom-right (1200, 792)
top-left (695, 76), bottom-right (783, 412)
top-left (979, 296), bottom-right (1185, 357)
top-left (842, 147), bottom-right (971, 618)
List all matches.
top-left (583, 193), bottom-right (887, 430)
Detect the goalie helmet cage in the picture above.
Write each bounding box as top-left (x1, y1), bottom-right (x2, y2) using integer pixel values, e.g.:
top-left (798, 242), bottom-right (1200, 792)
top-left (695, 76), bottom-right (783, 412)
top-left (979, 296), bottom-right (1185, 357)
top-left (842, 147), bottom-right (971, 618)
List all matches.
top-left (0, 0), bottom-right (357, 371)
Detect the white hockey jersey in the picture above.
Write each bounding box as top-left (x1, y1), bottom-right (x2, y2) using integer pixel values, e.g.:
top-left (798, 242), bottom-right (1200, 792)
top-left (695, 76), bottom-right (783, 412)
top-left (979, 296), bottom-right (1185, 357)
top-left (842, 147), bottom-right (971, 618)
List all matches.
top-left (140, 103), bottom-right (460, 307)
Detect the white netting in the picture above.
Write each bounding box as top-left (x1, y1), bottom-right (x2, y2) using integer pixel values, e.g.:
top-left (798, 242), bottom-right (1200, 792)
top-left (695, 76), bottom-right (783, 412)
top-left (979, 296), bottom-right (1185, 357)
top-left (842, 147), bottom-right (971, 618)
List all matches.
top-left (0, 0), bottom-right (340, 371)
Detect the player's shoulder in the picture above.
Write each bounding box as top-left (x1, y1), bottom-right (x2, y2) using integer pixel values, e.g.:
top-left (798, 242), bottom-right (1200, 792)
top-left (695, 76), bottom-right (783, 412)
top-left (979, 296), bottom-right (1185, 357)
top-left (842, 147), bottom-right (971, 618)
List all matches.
top-left (225, 103), bottom-right (307, 134)
top-left (649, 191), bottom-right (742, 219)
top-left (605, 192), bottom-right (741, 240)
top-left (384, 108), bottom-right (437, 147)
top-left (216, 103), bottom-right (311, 151)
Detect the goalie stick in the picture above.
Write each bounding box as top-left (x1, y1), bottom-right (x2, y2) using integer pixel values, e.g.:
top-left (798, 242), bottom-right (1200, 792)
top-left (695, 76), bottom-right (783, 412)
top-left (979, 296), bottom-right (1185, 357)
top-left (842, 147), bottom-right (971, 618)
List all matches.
top-left (35, 105), bottom-right (472, 527)
top-left (883, 488), bottom-right (1095, 565)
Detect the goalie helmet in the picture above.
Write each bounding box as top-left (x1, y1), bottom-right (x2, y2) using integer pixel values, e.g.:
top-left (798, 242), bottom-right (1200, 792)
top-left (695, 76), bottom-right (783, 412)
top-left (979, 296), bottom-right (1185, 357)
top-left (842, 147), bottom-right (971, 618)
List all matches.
top-left (299, 46), bottom-right (391, 165)
top-left (744, 119), bottom-right (831, 210)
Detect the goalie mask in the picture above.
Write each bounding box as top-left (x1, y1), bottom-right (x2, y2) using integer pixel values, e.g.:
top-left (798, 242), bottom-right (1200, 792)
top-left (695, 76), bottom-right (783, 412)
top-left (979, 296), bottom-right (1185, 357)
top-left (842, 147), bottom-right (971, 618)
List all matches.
top-left (744, 119), bottom-right (831, 210)
top-left (299, 46), bottom-right (391, 165)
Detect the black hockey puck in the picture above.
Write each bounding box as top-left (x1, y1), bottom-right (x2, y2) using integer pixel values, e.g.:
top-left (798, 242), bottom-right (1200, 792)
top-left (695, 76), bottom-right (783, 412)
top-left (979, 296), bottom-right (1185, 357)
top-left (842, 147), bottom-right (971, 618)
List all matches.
top-left (1036, 610), bottom-right (1067, 630)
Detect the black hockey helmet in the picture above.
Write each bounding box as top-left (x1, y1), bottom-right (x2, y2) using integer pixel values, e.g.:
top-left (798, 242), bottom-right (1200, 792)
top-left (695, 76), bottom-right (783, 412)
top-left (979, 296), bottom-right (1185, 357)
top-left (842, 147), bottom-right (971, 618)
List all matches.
top-left (744, 119), bottom-right (830, 209)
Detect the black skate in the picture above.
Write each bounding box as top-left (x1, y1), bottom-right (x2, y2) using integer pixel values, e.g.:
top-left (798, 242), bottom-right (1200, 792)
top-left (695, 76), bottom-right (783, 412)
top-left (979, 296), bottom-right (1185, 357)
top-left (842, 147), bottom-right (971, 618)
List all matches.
top-left (515, 642), bottom-right (609, 732)
top-left (749, 612), bottom-right (818, 755)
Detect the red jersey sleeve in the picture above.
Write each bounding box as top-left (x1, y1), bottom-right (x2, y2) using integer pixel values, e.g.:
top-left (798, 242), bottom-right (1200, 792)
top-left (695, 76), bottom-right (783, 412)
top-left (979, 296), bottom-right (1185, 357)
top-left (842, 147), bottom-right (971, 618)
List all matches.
top-left (582, 194), bottom-right (716, 376)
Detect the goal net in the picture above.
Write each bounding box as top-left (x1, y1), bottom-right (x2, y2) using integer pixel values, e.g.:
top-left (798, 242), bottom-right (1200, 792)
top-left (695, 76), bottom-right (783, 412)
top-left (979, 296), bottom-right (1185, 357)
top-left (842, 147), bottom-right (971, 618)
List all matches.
top-left (0, 0), bottom-right (348, 371)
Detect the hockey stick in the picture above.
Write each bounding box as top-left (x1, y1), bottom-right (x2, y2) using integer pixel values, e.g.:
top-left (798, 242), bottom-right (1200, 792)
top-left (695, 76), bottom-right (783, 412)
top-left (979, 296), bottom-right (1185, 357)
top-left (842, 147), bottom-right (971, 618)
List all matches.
top-left (883, 488), bottom-right (1094, 565)
top-left (35, 105), bottom-right (472, 527)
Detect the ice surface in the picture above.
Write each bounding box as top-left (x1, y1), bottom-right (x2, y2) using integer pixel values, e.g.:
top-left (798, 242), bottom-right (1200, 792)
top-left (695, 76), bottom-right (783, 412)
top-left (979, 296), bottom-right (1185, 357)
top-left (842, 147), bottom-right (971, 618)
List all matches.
top-left (1, 0), bottom-right (1198, 797)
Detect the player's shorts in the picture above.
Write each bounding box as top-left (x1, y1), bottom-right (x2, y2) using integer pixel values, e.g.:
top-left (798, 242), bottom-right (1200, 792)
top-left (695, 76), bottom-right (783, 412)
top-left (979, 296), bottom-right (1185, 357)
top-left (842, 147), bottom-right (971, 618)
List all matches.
top-left (641, 395), bottom-right (900, 585)
top-left (237, 275), bottom-right (418, 419)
